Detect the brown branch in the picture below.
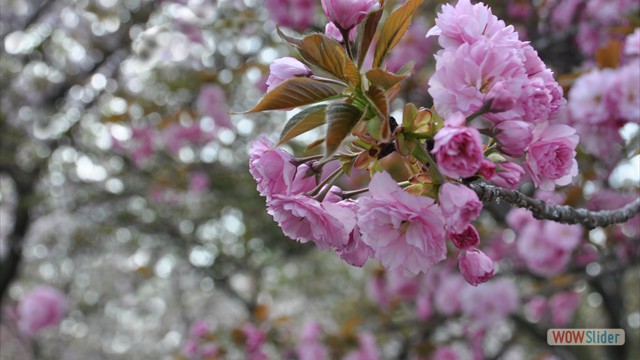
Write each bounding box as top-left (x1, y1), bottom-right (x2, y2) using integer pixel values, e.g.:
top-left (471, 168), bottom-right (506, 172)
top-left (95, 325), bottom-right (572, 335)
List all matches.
top-left (469, 182), bottom-right (640, 229)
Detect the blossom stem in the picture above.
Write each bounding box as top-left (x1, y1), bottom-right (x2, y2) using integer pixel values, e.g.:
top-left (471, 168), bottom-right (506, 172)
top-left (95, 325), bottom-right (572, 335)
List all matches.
top-left (341, 187), bottom-right (370, 199)
top-left (290, 154), bottom-right (324, 167)
top-left (340, 28), bottom-right (354, 60)
top-left (423, 151), bottom-right (445, 184)
top-left (307, 166), bottom-right (344, 198)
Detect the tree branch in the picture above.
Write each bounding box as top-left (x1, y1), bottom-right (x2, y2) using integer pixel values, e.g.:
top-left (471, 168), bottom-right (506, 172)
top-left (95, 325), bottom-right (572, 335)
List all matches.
top-left (469, 182), bottom-right (640, 229)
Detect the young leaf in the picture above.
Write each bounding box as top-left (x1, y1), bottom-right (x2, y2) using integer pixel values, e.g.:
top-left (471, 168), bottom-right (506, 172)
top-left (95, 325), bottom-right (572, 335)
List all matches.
top-left (325, 103), bottom-right (363, 156)
top-left (276, 26), bottom-right (302, 48)
top-left (240, 78), bottom-right (344, 113)
top-left (366, 68), bottom-right (408, 90)
top-left (278, 105), bottom-right (327, 145)
top-left (356, 2), bottom-right (385, 69)
top-left (373, 0), bottom-right (423, 68)
top-left (365, 86), bottom-right (390, 140)
top-left (298, 34), bottom-right (361, 88)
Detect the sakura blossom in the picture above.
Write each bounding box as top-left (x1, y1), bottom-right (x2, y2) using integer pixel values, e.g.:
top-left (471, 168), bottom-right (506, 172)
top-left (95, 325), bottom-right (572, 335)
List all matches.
top-left (357, 171), bottom-right (446, 275)
top-left (16, 286), bottom-right (67, 336)
top-left (266, 57), bottom-right (312, 92)
top-left (320, 0), bottom-right (380, 31)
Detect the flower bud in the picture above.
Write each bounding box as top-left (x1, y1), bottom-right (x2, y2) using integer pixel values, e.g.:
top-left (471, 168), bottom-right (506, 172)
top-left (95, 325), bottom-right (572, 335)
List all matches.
top-left (266, 57), bottom-right (312, 92)
top-left (321, 0), bottom-right (380, 31)
top-left (325, 23), bottom-right (356, 42)
top-left (448, 224), bottom-right (480, 250)
top-left (493, 120), bottom-right (533, 157)
top-left (458, 249), bottom-right (495, 286)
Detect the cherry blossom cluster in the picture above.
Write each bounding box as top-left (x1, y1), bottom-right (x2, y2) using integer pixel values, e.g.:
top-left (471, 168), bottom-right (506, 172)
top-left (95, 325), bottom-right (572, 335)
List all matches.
top-left (567, 29), bottom-right (640, 161)
top-left (250, 0), bottom-right (584, 286)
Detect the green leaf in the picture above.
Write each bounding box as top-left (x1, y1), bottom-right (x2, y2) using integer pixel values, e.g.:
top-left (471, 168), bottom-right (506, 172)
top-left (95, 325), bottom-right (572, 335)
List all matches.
top-left (278, 105), bottom-right (327, 145)
top-left (298, 34), bottom-right (361, 88)
top-left (325, 103), bottom-right (363, 156)
top-left (356, 2), bottom-right (385, 69)
top-left (240, 78), bottom-right (344, 113)
top-left (276, 26), bottom-right (302, 48)
top-left (373, 0), bottom-right (424, 68)
top-left (402, 103), bottom-right (418, 129)
top-left (366, 68), bottom-right (408, 90)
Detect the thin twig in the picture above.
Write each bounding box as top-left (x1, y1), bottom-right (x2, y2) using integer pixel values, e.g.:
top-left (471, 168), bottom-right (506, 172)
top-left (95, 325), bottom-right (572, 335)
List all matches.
top-left (469, 181), bottom-right (640, 229)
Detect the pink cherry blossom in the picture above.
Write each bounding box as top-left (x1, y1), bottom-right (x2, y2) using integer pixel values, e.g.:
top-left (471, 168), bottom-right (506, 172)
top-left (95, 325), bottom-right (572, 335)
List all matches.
top-left (439, 183), bottom-right (483, 233)
top-left (162, 122), bottom-right (214, 154)
top-left (324, 23), bottom-right (356, 43)
top-left (478, 159), bottom-right (496, 179)
top-left (189, 319), bottom-right (210, 338)
top-left (17, 286), bottom-right (67, 336)
top-left (525, 296), bottom-right (547, 321)
top-left (426, 0), bottom-right (520, 50)
top-left (568, 68), bottom-right (618, 125)
top-left (434, 272), bottom-right (467, 315)
top-left (249, 136), bottom-right (316, 199)
top-left (432, 124), bottom-right (484, 179)
top-left (268, 193), bottom-right (356, 250)
top-left (493, 120), bottom-right (533, 157)
top-left (416, 294), bottom-right (433, 321)
top-left (458, 248), bottom-right (495, 286)
top-left (344, 332), bottom-right (379, 360)
top-left (297, 322), bottom-right (328, 360)
top-left (549, 291), bottom-right (581, 326)
top-left (242, 323), bottom-right (267, 360)
top-left (321, 0), bottom-right (380, 31)
top-left (333, 200), bottom-right (374, 267)
top-left (485, 80), bottom-right (516, 113)
top-left (188, 172), bottom-right (209, 194)
top-left (460, 278), bottom-right (519, 328)
top-left (428, 40), bottom-right (527, 119)
top-left (614, 62), bottom-right (640, 122)
top-left (625, 28), bottom-right (640, 57)
top-left (525, 124), bottom-right (579, 191)
top-left (448, 225), bottom-right (480, 250)
top-left (266, 0), bottom-right (316, 31)
top-left (357, 171), bottom-right (446, 275)
top-left (490, 161), bottom-right (525, 190)
top-left (266, 57), bottom-right (312, 92)
top-left (196, 84), bottom-right (233, 129)
top-left (431, 346), bottom-right (460, 360)
top-left (516, 219), bottom-right (583, 276)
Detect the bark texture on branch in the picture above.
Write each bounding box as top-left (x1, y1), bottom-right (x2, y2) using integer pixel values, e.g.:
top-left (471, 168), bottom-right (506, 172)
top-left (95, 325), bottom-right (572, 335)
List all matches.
top-left (469, 182), bottom-right (640, 229)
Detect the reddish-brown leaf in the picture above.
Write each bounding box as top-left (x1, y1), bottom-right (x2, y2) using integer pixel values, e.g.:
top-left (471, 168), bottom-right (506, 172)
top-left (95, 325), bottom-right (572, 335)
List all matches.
top-left (240, 78), bottom-right (344, 113)
top-left (373, 0), bottom-right (424, 68)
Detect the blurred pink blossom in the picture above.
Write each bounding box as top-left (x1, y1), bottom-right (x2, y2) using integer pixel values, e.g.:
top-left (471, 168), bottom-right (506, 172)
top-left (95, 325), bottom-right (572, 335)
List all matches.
top-left (344, 332), bottom-right (379, 360)
top-left (266, 0), bottom-right (316, 31)
top-left (196, 84), bottom-right (233, 129)
top-left (549, 291), bottom-right (581, 326)
top-left (17, 286), bottom-right (67, 336)
top-left (460, 278), bottom-right (519, 328)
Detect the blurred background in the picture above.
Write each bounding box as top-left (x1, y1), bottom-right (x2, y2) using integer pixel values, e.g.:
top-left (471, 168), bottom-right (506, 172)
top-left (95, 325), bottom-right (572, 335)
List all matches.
top-left (0, 0), bottom-right (638, 359)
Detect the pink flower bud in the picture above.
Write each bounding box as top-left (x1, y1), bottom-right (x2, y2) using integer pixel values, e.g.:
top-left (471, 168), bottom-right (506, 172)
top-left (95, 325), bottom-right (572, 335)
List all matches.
top-left (490, 161), bottom-right (525, 190)
top-left (266, 57), bottom-right (312, 92)
top-left (448, 224), bottom-right (480, 250)
top-left (458, 249), bottom-right (495, 286)
top-left (493, 120), bottom-right (533, 157)
top-left (325, 22), bottom-right (356, 42)
top-left (17, 286), bottom-right (67, 336)
top-left (321, 0), bottom-right (380, 31)
top-left (479, 159), bottom-right (496, 179)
